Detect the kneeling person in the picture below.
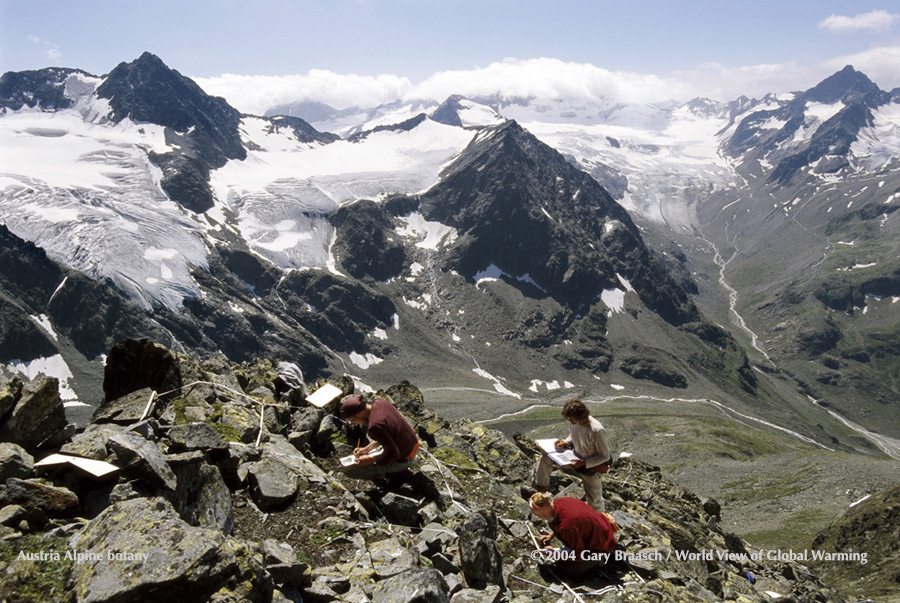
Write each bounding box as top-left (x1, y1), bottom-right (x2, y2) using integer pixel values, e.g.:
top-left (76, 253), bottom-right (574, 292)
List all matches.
top-left (530, 492), bottom-right (617, 579)
top-left (341, 394), bottom-right (420, 481)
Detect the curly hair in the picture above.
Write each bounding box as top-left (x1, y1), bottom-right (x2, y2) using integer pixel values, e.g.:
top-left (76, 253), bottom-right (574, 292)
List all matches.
top-left (561, 398), bottom-right (590, 421)
top-left (530, 491), bottom-right (553, 508)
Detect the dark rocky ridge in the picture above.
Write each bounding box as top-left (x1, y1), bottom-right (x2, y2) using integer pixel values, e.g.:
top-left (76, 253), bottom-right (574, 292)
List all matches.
top-left (0, 68), bottom-right (87, 112)
top-left (0, 339), bottom-right (860, 602)
top-left (96, 52), bottom-right (248, 212)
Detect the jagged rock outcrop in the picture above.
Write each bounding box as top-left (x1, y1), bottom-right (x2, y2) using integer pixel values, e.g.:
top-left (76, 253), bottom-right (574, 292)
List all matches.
top-left (0, 376), bottom-right (67, 449)
top-left (70, 496), bottom-right (272, 603)
top-left (0, 340), bottom-right (854, 602)
top-left (0, 67), bottom-right (86, 111)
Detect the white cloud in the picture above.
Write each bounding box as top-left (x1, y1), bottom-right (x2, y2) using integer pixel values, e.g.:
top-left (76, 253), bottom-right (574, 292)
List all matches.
top-left (196, 70), bottom-right (413, 114)
top-left (198, 58), bottom-right (697, 114)
top-left (819, 10), bottom-right (898, 33)
top-left (410, 58), bottom-right (689, 105)
top-left (196, 50), bottom-right (900, 118)
top-left (27, 35), bottom-right (62, 65)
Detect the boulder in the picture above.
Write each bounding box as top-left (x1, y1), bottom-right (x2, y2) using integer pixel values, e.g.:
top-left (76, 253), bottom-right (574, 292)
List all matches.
top-left (0, 375), bottom-right (23, 418)
top-left (0, 504), bottom-right (28, 527)
top-left (262, 434), bottom-right (329, 480)
top-left (371, 568), bottom-right (450, 603)
top-left (0, 442), bottom-right (34, 481)
top-left (247, 456), bottom-right (300, 510)
top-left (166, 422), bottom-right (230, 453)
top-left (70, 496), bottom-right (272, 603)
top-left (261, 539), bottom-right (311, 588)
top-left (381, 492), bottom-right (420, 527)
top-left (107, 431), bottom-right (177, 490)
top-left (92, 386), bottom-right (157, 424)
top-left (60, 423), bottom-right (125, 460)
top-left (433, 420), bottom-right (531, 484)
top-left (103, 338), bottom-right (181, 402)
top-left (165, 451), bottom-right (233, 534)
top-left (291, 406), bottom-right (325, 433)
top-left (213, 404), bottom-right (260, 443)
top-left (450, 585), bottom-right (502, 603)
top-left (456, 510), bottom-right (504, 588)
top-left (0, 477), bottom-right (78, 514)
top-left (0, 376), bottom-right (66, 449)
top-left (369, 537), bottom-right (419, 579)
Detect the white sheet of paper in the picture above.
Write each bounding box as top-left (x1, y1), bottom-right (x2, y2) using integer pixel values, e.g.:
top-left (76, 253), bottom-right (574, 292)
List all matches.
top-left (305, 383), bottom-right (343, 408)
top-left (35, 453), bottom-right (119, 478)
top-left (535, 438), bottom-right (579, 466)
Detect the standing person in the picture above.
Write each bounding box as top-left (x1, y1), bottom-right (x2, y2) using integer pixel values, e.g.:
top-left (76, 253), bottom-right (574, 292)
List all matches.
top-left (340, 394), bottom-right (420, 482)
top-left (533, 399), bottom-right (611, 512)
top-left (529, 492), bottom-right (617, 579)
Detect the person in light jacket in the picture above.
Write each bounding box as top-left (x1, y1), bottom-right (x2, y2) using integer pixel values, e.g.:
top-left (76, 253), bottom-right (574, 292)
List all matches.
top-left (533, 399), bottom-right (611, 512)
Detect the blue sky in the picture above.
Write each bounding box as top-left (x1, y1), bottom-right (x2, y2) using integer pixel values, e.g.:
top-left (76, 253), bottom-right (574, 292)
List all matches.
top-left (2, 1), bottom-right (899, 112)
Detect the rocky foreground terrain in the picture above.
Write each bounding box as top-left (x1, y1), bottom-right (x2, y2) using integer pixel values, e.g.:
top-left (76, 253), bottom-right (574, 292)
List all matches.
top-left (0, 338), bottom-right (890, 602)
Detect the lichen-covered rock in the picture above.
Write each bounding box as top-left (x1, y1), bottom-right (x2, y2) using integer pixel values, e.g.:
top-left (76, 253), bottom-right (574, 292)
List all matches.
top-left (107, 430), bottom-right (177, 490)
top-left (60, 423), bottom-right (125, 460)
top-left (369, 537), bottom-right (420, 579)
top-left (213, 404), bottom-right (260, 443)
top-left (0, 375), bottom-right (23, 418)
top-left (433, 419), bottom-right (531, 484)
top-left (0, 477), bottom-right (78, 514)
top-left (167, 422), bottom-right (231, 453)
top-left (456, 509), bottom-right (504, 588)
top-left (0, 442), bottom-right (34, 481)
top-left (449, 585), bottom-right (502, 603)
top-left (0, 376), bottom-right (66, 449)
top-left (92, 386), bottom-right (157, 424)
top-left (166, 451), bottom-right (233, 533)
top-left (70, 496), bottom-right (272, 603)
top-left (371, 568), bottom-right (450, 603)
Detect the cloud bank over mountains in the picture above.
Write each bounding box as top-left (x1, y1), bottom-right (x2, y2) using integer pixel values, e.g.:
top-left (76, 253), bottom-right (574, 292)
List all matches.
top-left (197, 47), bottom-right (900, 116)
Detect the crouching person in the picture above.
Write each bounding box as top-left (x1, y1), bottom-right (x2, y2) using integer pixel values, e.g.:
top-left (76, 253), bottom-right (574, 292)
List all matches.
top-left (340, 394), bottom-right (420, 483)
top-left (529, 492), bottom-right (618, 579)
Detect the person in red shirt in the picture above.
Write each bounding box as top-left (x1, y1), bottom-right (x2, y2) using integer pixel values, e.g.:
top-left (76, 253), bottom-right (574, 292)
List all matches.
top-left (340, 394), bottom-right (420, 481)
top-left (530, 492), bottom-right (617, 578)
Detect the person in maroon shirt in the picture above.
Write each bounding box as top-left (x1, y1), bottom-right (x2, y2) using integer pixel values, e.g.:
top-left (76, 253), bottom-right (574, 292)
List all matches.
top-left (340, 394), bottom-right (420, 481)
top-left (530, 492), bottom-right (617, 578)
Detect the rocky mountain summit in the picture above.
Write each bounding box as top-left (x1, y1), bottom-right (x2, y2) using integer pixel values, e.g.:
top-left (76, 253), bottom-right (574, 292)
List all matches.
top-left (0, 338), bottom-right (862, 602)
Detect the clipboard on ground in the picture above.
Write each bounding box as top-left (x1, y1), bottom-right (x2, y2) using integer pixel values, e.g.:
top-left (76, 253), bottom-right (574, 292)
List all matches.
top-left (305, 383), bottom-right (343, 408)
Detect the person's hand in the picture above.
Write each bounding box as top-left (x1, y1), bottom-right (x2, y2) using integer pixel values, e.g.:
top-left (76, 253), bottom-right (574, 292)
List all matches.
top-left (354, 454), bottom-right (376, 466)
top-left (570, 458), bottom-right (586, 468)
top-left (354, 442), bottom-right (377, 457)
top-left (539, 532), bottom-right (554, 546)
top-left (553, 440), bottom-right (568, 450)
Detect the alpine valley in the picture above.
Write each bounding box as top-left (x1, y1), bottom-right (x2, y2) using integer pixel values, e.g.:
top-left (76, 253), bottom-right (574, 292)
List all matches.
top-left (2, 54), bottom-right (900, 599)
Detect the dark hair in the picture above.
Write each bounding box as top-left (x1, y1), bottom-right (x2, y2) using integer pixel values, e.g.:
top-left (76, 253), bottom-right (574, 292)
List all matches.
top-left (561, 399), bottom-right (590, 421)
